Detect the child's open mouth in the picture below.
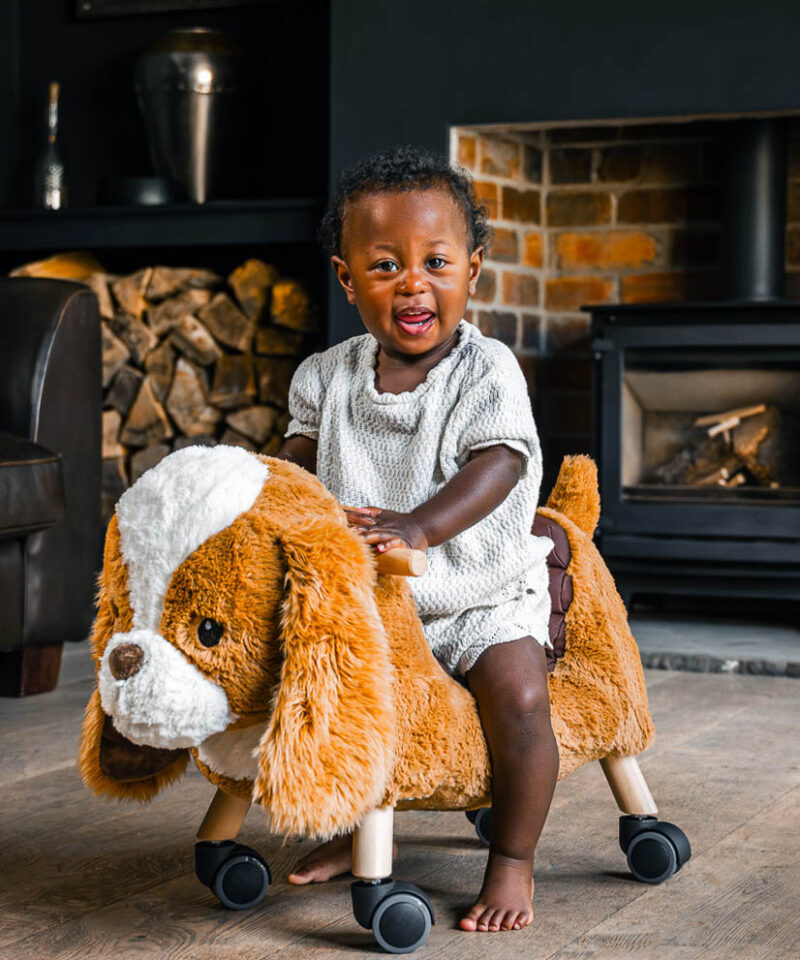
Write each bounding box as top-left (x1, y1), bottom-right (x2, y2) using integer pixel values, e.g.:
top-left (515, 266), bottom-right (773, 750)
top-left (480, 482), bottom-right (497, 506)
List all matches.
top-left (395, 309), bottom-right (436, 336)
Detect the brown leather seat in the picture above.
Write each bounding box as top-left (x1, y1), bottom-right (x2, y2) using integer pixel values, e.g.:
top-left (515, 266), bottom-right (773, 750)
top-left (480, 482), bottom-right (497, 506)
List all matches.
top-left (0, 433), bottom-right (65, 539)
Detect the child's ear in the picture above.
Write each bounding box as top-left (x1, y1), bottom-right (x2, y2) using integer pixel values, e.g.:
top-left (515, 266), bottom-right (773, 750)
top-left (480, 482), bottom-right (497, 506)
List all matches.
top-left (331, 255), bottom-right (357, 304)
top-left (468, 246), bottom-right (485, 295)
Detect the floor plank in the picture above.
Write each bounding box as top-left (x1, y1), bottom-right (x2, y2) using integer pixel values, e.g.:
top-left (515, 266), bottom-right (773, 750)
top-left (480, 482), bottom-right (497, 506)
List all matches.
top-left (2, 670), bottom-right (799, 959)
top-left (549, 786), bottom-right (800, 960)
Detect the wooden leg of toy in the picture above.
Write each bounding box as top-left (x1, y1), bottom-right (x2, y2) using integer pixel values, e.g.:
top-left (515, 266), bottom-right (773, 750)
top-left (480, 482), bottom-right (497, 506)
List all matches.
top-left (350, 806), bottom-right (433, 950)
top-left (600, 755), bottom-right (658, 817)
top-left (352, 806), bottom-right (394, 880)
top-left (196, 788), bottom-right (251, 842)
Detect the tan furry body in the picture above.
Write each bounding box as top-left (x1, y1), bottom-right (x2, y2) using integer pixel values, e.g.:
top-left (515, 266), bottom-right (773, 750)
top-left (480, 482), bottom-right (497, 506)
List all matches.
top-left (80, 455), bottom-right (654, 839)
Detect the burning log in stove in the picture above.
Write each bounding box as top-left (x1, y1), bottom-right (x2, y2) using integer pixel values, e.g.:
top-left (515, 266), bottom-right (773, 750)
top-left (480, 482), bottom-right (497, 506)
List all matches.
top-left (12, 253), bottom-right (318, 522)
top-left (649, 403), bottom-right (780, 489)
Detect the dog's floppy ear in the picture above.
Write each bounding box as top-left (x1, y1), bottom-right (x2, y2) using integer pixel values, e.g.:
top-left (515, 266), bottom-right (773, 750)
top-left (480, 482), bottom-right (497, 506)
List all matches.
top-left (253, 517), bottom-right (395, 840)
top-left (78, 516), bottom-right (189, 801)
top-left (79, 690), bottom-right (190, 801)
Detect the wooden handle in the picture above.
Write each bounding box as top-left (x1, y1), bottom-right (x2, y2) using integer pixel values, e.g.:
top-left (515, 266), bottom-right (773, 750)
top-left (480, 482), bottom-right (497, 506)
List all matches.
top-left (374, 546), bottom-right (428, 577)
top-left (342, 507), bottom-right (427, 576)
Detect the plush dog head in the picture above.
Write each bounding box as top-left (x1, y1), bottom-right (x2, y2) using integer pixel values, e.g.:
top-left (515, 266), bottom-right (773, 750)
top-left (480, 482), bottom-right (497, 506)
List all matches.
top-left (80, 445), bottom-right (396, 839)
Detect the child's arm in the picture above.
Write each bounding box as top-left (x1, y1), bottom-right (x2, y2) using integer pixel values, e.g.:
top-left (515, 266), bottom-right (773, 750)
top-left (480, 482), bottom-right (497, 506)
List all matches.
top-left (346, 444), bottom-right (523, 552)
top-left (275, 435), bottom-right (318, 475)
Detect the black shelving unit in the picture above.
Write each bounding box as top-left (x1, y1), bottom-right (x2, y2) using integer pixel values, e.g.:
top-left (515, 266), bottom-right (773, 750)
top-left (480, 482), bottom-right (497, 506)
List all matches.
top-left (0, 198), bottom-right (324, 252)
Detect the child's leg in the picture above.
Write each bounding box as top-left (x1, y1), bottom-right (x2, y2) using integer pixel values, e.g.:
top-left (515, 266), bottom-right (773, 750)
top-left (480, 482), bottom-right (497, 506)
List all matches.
top-left (289, 634), bottom-right (558, 927)
top-left (460, 636), bottom-right (559, 932)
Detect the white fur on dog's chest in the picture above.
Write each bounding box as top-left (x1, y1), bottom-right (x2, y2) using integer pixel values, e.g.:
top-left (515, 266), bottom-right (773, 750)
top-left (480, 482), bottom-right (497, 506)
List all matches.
top-left (197, 722), bottom-right (269, 782)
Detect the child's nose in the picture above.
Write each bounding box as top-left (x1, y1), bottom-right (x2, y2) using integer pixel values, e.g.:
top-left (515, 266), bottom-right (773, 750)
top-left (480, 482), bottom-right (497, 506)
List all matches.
top-left (397, 267), bottom-right (428, 293)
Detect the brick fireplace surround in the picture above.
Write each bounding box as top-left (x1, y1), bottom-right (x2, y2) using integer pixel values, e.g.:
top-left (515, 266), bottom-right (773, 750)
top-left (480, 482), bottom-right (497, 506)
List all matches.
top-left (451, 118), bottom-right (800, 488)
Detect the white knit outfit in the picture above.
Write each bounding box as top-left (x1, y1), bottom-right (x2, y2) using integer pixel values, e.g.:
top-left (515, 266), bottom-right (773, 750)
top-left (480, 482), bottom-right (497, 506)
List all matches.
top-left (285, 318), bottom-right (553, 676)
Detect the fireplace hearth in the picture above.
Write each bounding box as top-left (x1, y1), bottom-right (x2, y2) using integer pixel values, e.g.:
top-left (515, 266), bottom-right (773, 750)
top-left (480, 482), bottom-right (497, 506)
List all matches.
top-left (452, 114), bottom-right (800, 601)
top-left (622, 361), bottom-right (798, 499)
top-left (589, 303), bottom-right (800, 603)
top-left (587, 118), bottom-right (800, 603)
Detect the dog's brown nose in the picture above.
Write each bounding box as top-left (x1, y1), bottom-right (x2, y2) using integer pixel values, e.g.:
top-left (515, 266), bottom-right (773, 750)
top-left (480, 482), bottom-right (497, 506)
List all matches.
top-left (109, 643), bottom-right (144, 680)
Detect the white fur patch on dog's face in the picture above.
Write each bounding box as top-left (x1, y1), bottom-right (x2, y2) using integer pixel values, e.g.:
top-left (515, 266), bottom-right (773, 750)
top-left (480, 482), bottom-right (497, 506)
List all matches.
top-left (99, 629), bottom-right (235, 748)
top-left (115, 445), bottom-right (270, 632)
top-left (101, 446), bottom-right (270, 750)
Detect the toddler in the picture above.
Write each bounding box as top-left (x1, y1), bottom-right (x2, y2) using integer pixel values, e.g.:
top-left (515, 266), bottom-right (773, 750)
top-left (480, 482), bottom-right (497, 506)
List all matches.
top-left (276, 145), bottom-right (559, 933)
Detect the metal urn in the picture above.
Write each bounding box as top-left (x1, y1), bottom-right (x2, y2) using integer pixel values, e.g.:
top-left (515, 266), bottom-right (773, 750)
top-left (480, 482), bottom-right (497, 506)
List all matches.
top-left (134, 28), bottom-right (245, 204)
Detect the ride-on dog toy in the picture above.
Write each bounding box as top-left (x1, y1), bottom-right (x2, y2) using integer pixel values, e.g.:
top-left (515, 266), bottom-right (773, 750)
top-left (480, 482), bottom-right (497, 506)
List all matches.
top-left (80, 446), bottom-right (690, 954)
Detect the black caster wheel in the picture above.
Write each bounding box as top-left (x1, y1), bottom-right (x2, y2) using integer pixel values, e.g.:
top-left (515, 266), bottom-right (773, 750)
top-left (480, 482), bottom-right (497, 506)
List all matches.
top-left (372, 891), bottom-right (433, 954)
top-left (352, 879), bottom-right (434, 955)
top-left (465, 807), bottom-right (492, 847)
top-left (195, 840), bottom-right (271, 910)
top-left (619, 815), bottom-right (691, 884)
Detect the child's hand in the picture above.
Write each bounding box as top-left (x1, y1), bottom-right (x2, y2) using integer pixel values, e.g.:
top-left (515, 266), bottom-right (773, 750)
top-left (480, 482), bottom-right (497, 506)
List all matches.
top-left (344, 507), bottom-right (429, 553)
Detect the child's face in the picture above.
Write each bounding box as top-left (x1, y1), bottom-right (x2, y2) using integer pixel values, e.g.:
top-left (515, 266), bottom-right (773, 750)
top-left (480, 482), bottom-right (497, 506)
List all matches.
top-left (331, 188), bottom-right (483, 358)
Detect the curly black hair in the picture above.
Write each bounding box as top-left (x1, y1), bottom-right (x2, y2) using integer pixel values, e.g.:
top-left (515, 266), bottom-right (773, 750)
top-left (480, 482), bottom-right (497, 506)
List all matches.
top-left (320, 144), bottom-right (491, 257)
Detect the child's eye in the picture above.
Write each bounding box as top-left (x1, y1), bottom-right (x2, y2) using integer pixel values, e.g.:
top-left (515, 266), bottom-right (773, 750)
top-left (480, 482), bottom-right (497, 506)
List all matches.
top-left (427, 257), bottom-right (447, 269)
top-left (375, 260), bottom-right (399, 272)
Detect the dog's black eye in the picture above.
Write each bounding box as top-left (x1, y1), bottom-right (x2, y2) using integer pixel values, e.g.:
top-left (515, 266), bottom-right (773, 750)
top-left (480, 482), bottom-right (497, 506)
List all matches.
top-left (198, 618), bottom-right (224, 648)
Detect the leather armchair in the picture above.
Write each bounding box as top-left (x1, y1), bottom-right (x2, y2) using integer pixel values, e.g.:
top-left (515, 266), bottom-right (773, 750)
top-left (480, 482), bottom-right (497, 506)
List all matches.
top-left (0, 277), bottom-right (101, 695)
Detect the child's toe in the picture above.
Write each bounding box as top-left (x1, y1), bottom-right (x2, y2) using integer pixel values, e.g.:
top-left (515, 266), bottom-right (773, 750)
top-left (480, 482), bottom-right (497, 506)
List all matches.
top-left (491, 909), bottom-right (509, 931)
top-left (458, 906), bottom-right (482, 931)
top-left (500, 911), bottom-right (520, 931)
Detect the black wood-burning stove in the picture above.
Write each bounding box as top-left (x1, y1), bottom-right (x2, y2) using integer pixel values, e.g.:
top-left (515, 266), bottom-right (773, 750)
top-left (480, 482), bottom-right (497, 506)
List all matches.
top-left (587, 119), bottom-right (800, 603)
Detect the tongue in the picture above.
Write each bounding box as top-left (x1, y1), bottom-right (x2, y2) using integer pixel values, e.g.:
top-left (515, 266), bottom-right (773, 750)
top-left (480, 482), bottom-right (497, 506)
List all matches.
top-left (397, 312), bottom-right (433, 325)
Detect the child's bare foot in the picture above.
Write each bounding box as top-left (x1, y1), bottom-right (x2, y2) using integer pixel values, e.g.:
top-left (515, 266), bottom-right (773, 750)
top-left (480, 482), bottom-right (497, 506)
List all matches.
top-left (288, 835), bottom-right (399, 884)
top-left (459, 852), bottom-right (534, 932)
top-left (288, 835), bottom-right (353, 884)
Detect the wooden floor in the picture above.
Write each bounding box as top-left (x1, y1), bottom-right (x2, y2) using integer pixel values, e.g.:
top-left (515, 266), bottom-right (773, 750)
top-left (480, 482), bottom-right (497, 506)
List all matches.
top-left (2, 644), bottom-right (799, 960)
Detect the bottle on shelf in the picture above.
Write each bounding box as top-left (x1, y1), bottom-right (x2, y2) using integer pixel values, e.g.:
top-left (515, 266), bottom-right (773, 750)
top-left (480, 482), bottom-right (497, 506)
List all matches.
top-left (34, 82), bottom-right (68, 210)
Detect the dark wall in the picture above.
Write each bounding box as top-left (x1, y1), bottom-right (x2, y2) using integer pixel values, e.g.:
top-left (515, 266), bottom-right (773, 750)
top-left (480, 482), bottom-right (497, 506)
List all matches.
top-left (1, 0), bottom-right (328, 207)
top-left (0, 3), bottom-right (21, 206)
top-left (329, 0), bottom-right (800, 341)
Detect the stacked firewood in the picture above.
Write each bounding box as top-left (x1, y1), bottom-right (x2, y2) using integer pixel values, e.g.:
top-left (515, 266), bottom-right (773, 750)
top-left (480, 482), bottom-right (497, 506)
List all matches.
top-left (651, 404), bottom-right (780, 489)
top-left (12, 253), bottom-right (316, 522)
